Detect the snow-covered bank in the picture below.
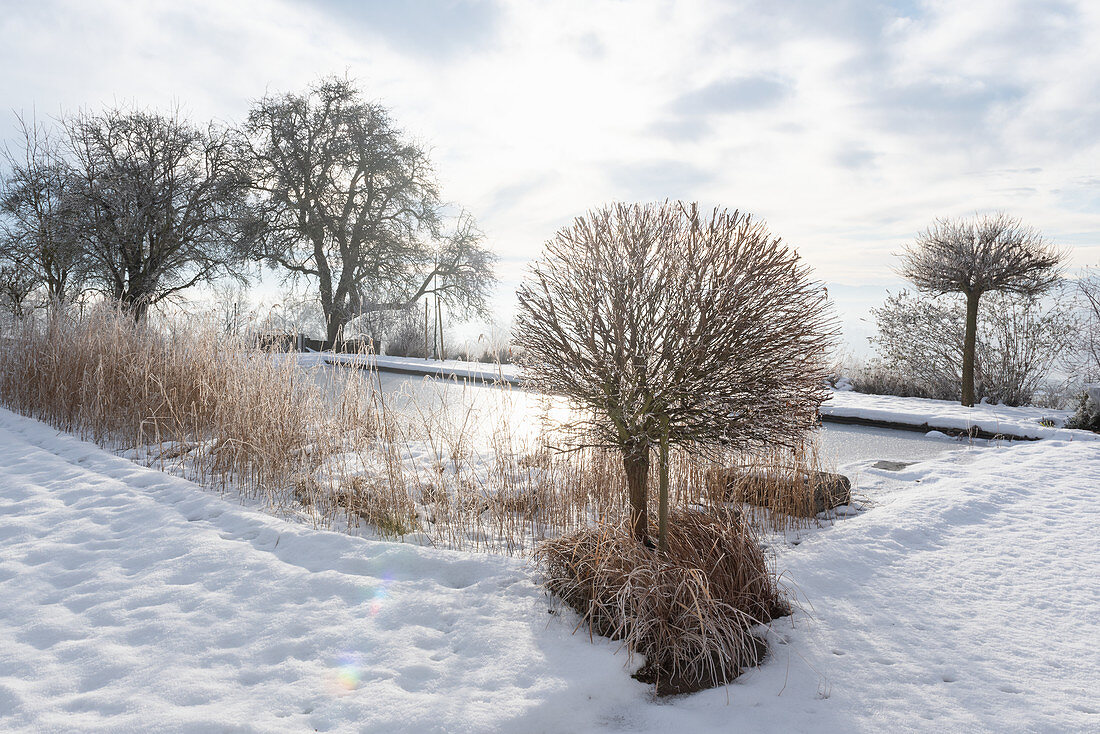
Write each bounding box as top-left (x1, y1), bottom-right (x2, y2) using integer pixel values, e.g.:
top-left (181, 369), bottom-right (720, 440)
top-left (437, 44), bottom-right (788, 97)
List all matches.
top-left (822, 390), bottom-right (1095, 442)
top-left (1, 407), bottom-right (1098, 732)
top-left (318, 353), bottom-right (520, 385)
top-left (0, 407), bottom-right (625, 732)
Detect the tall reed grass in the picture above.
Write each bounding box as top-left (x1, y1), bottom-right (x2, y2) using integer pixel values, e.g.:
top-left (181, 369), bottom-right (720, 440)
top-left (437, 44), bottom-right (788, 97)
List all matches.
top-left (0, 308), bottom-right (832, 554)
top-left (0, 308), bottom-right (375, 524)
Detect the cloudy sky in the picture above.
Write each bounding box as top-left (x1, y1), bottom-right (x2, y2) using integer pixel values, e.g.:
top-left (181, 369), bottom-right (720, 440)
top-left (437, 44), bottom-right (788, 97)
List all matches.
top-left (2, 0), bottom-right (1099, 345)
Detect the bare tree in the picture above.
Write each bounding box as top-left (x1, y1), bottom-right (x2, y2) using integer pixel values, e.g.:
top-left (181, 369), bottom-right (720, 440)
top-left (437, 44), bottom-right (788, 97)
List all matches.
top-left (1067, 271), bottom-right (1100, 430)
top-left (0, 245), bottom-right (36, 319)
top-left (245, 77), bottom-right (495, 344)
top-left (870, 288), bottom-right (1077, 406)
top-left (1, 115), bottom-right (88, 305)
top-left (63, 106), bottom-right (253, 320)
top-left (898, 213), bottom-right (1065, 406)
top-left (209, 279), bottom-right (252, 337)
top-left (516, 202), bottom-right (834, 548)
top-left (1079, 267), bottom-right (1100, 383)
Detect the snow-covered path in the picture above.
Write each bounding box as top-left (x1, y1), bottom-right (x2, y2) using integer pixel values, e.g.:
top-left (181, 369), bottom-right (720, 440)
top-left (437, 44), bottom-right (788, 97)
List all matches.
top-left (1, 406), bottom-right (1098, 732)
top-left (0, 409), bottom-right (632, 732)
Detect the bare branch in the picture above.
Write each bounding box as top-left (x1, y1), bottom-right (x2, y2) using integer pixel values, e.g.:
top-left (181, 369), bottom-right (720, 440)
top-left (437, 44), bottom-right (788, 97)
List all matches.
top-left (898, 213), bottom-right (1065, 298)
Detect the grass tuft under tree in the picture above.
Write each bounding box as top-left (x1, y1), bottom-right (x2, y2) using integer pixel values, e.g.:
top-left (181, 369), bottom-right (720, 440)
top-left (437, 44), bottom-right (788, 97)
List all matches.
top-left (536, 508), bottom-right (788, 695)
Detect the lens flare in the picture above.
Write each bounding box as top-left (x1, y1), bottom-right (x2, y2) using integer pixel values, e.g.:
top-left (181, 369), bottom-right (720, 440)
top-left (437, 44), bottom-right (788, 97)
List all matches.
top-left (328, 574), bottom-right (396, 693)
top-left (359, 572), bottom-right (393, 617)
top-left (332, 651), bottom-right (363, 693)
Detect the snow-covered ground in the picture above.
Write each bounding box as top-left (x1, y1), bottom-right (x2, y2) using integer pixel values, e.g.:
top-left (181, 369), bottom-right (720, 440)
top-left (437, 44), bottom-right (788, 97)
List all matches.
top-left (2, 406), bottom-right (1098, 732)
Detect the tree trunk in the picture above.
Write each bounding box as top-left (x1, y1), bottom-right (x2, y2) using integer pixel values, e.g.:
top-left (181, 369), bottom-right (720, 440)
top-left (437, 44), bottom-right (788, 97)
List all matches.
top-left (961, 290), bottom-right (981, 407)
top-left (325, 314), bottom-right (343, 346)
top-left (623, 446), bottom-right (650, 544)
top-left (45, 276), bottom-right (66, 305)
top-left (120, 290), bottom-right (150, 322)
top-left (45, 291), bottom-right (66, 318)
top-left (130, 299), bottom-right (148, 322)
top-left (325, 299), bottom-right (350, 346)
top-left (657, 417), bottom-right (670, 553)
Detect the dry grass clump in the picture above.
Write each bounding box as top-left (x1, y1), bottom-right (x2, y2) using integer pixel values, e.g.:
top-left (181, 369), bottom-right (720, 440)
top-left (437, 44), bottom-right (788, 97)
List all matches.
top-left (712, 466), bottom-right (850, 519)
top-left (536, 508), bottom-right (788, 696)
top-left (335, 475), bottom-right (418, 538)
top-left (705, 442), bottom-right (846, 527)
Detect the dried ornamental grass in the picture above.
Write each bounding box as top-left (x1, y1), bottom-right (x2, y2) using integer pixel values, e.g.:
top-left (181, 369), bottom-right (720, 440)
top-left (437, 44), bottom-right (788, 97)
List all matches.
top-left (535, 508), bottom-right (788, 695)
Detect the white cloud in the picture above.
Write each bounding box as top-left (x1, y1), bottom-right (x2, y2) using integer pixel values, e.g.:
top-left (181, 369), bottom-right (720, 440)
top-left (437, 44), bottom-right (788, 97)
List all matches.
top-left (2, 0), bottom-right (1099, 320)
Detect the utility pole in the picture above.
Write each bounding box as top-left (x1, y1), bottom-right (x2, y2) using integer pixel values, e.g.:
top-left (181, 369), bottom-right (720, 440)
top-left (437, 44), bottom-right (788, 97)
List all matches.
top-left (436, 295), bottom-right (444, 360)
top-left (423, 298), bottom-right (430, 359)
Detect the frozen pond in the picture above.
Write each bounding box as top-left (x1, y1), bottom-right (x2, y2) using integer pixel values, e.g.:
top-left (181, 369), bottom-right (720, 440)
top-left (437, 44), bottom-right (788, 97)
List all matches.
top-left (317, 368), bottom-right (984, 467)
top-left (815, 422), bottom-right (978, 466)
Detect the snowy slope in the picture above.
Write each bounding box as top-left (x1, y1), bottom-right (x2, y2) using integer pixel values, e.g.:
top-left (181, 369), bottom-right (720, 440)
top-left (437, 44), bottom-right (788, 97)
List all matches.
top-left (0, 408), bottom-right (629, 732)
top-left (1, 407), bottom-right (1098, 732)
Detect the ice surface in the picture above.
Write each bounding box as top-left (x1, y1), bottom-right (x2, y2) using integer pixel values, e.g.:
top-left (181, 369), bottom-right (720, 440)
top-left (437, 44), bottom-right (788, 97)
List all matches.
top-left (316, 354), bottom-right (1097, 442)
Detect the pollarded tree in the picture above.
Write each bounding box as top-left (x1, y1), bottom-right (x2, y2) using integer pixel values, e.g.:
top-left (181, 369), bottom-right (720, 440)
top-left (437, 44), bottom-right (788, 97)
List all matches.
top-left (64, 107), bottom-right (253, 320)
top-left (515, 202), bottom-right (834, 548)
top-left (245, 77), bottom-right (495, 343)
top-left (898, 213), bottom-right (1065, 406)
